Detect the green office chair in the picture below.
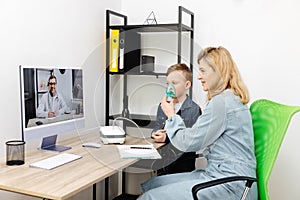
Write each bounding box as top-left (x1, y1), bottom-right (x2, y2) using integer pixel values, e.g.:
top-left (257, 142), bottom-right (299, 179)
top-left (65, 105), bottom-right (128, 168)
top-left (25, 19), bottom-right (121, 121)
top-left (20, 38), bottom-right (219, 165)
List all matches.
top-left (192, 99), bottom-right (300, 200)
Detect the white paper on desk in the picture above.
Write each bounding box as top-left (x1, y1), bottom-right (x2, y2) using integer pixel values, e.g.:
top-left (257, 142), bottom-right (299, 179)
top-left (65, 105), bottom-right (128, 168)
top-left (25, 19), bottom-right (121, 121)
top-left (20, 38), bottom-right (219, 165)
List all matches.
top-left (117, 145), bottom-right (161, 159)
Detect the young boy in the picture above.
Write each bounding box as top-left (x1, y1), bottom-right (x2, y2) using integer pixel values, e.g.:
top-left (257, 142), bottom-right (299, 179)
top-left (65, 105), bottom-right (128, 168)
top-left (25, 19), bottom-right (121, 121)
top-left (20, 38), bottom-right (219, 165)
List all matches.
top-left (152, 63), bottom-right (202, 175)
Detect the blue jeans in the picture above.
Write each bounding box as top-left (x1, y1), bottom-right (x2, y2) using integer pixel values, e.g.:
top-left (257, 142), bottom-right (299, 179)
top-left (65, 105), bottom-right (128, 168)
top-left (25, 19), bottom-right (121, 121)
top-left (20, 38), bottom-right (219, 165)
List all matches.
top-left (138, 169), bottom-right (255, 200)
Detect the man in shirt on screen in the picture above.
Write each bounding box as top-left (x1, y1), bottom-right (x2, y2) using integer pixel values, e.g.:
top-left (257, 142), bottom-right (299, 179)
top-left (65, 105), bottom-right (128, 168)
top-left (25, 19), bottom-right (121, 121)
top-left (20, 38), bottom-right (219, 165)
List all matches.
top-left (36, 74), bottom-right (69, 118)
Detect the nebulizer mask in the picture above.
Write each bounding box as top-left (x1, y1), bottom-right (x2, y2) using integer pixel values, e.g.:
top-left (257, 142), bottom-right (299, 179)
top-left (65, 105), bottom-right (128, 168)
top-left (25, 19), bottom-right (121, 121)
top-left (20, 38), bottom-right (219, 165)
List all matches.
top-left (166, 83), bottom-right (176, 102)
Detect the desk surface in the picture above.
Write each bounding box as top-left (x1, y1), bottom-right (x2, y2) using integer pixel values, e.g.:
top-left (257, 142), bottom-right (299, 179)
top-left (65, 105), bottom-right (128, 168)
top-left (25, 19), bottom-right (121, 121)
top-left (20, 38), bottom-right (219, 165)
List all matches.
top-left (27, 110), bottom-right (84, 128)
top-left (0, 129), bottom-right (161, 200)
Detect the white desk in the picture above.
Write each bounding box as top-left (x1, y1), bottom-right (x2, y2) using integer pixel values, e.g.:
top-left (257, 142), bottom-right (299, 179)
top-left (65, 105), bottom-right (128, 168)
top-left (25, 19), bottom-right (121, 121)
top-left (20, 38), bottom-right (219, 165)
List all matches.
top-left (0, 130), bottom-right (161, 200)
top-left (27, 110), bottom-right (83, 128)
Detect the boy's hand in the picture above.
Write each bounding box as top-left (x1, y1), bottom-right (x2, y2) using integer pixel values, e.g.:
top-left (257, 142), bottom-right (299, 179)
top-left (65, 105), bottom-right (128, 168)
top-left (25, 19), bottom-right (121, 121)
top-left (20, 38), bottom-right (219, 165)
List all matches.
top-left (161, 96), bottom-right (175, 119)
top-left (152, 130), bottom-right (167, 143)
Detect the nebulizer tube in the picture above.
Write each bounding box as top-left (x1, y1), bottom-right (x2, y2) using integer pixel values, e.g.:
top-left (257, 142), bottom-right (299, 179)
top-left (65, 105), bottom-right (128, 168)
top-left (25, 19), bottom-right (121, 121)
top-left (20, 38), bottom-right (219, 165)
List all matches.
top-left (113, 116), bottom-right (152, 145)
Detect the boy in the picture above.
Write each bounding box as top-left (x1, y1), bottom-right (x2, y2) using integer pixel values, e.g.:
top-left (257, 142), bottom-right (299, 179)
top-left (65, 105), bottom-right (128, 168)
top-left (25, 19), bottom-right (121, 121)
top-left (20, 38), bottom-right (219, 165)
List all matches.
top-left (152, 63), bottom-right (201, 175)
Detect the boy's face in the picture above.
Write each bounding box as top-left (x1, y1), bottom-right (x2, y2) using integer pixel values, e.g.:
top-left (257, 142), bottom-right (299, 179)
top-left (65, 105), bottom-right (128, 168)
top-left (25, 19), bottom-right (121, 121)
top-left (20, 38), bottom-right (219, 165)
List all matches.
top-left (166, 71), bottom-right (191, 99)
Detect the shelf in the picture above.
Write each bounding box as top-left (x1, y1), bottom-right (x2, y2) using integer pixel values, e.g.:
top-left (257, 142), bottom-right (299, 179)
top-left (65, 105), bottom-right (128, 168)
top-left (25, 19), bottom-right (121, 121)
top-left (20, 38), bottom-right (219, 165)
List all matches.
top-left (105, 6), bottom-right (194, 128)
top-left (109, 23), bottom-right (193, 32)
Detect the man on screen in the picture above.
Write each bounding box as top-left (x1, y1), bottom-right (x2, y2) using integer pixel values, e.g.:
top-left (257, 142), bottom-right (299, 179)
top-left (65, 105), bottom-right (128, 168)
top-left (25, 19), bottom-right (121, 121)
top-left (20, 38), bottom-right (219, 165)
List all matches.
top-left (36, 75), bottom-right (69, 118)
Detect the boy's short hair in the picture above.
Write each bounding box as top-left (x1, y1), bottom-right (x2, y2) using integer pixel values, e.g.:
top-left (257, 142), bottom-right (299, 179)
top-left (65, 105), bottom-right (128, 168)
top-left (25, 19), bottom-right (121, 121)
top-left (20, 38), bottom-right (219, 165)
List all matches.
top-left (166, 63), bottom-right (192, 82)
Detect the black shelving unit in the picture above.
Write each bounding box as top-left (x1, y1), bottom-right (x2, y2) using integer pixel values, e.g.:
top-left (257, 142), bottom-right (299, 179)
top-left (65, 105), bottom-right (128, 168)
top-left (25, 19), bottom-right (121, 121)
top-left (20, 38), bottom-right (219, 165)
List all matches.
top-left (105, 6), bottom-right (194, 199)
top-left (105, 6), bottom-right (194, 131)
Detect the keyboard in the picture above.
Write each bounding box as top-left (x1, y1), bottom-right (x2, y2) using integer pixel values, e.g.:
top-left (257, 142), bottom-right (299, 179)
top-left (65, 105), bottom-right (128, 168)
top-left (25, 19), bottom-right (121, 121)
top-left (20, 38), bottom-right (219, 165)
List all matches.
top-left (29, 153), bottom-right (82, 170)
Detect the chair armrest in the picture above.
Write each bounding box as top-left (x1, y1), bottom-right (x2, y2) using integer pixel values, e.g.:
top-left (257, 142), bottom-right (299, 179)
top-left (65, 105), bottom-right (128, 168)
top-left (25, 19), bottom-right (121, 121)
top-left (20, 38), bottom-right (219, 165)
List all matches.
top-left (192, 176), bottom-right (257, 200)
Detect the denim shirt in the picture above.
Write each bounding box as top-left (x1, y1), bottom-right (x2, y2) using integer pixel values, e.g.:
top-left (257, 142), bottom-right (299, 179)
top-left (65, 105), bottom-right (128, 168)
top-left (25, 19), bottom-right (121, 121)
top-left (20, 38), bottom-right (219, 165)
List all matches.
top-left (165, 90), bottom-right (257, 189)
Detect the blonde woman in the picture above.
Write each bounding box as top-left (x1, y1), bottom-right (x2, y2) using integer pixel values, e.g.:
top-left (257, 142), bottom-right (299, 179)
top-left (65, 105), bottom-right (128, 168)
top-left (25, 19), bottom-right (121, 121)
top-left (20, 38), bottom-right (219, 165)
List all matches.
top-left (138, 47), bottom-right (257, 199)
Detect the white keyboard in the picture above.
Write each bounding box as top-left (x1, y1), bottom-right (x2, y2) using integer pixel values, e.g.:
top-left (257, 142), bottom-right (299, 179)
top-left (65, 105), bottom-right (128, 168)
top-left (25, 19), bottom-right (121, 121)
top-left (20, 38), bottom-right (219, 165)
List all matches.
top-left (29, 153), bottom-right (82, 170)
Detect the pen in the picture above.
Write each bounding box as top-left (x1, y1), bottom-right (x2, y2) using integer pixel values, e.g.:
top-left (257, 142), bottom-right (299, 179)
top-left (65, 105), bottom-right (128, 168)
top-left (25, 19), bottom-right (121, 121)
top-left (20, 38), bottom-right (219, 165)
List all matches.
top-left (130, 146), bottom-right (152, 149)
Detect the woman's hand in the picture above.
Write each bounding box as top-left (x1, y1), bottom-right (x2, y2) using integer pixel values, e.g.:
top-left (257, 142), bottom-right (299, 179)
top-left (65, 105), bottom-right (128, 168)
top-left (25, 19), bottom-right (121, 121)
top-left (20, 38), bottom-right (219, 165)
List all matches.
top-left (160, 96), bottom-right (175, 119)
top-left (152, 130), bottom-right (167, 143)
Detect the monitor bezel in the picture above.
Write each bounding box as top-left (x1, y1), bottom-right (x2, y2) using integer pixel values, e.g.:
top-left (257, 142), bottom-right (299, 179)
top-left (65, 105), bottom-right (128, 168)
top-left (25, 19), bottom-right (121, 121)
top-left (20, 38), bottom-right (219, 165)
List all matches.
top-left (19, 65), bottom-right (85, 141)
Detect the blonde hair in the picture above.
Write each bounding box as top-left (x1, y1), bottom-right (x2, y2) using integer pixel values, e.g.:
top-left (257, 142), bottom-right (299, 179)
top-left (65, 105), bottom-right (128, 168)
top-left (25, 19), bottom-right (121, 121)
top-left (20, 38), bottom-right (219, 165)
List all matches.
top-left (197, 46), bottom-right (249, 104)
top-left (166, 63), bottom-right (192, 82)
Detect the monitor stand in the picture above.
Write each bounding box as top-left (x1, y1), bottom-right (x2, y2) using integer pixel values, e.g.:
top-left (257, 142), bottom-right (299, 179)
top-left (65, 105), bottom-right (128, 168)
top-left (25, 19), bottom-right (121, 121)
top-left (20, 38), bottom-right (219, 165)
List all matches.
top-left (40, 134), bottom-right (71, 152)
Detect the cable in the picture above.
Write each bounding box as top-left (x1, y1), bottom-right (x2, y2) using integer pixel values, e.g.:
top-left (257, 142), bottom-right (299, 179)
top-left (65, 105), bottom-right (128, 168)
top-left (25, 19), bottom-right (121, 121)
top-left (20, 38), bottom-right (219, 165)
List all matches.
top-left (112, 116), bottom-right (152, 145)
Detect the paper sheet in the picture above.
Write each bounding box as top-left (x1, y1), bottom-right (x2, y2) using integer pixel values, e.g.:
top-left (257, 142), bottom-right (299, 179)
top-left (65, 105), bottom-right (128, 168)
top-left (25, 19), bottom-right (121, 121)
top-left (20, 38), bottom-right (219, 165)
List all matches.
top-left (117, 145), bottom-right (161, 159)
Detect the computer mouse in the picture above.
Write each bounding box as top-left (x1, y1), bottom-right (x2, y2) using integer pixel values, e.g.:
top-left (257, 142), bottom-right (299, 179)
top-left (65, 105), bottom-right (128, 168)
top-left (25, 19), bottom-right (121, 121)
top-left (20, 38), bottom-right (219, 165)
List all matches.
top-left (82, 142), bottom-right (101, 148)
top-left (36, 121), bottom-right (43, 126)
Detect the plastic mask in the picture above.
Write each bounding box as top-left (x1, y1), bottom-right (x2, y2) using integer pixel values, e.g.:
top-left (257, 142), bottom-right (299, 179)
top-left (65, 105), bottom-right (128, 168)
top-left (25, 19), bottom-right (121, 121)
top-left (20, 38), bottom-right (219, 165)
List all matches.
top-left (166, 83), bottom-right (176, 102)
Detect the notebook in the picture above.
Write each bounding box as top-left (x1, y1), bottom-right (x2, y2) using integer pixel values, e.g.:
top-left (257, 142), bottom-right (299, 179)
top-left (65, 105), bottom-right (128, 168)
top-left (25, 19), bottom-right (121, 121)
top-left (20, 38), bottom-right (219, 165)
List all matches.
top-left (117, 145), bottom-right (161, 159)
top-left (40, 134), bottom-right (71, 152)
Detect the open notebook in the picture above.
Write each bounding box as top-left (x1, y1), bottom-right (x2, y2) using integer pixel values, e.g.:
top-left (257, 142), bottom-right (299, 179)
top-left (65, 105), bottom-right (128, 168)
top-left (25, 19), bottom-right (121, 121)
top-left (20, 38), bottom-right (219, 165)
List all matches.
top-left (117, 145), bottom-right (161, 159)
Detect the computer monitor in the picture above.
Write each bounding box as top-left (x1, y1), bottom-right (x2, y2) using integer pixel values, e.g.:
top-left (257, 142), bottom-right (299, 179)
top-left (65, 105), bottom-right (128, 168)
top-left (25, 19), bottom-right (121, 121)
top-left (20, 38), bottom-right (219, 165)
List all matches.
top-left (19, 65), bottom-right (85, 142)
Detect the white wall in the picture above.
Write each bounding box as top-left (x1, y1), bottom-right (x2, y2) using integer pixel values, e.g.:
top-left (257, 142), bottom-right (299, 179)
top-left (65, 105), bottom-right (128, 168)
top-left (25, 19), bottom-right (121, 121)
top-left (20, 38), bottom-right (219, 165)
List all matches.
top-left (0, 0), bottom-right (121, 199)
top-left (122, 0), bottom-right (300, 199)
top-left (1, 0), bottom-right (300, 199)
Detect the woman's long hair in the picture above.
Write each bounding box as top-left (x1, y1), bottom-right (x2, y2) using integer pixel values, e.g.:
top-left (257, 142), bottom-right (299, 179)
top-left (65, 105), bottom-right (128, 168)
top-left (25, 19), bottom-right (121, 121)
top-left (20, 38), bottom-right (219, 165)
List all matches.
top-left (197, 46), bottom-right (249, 104)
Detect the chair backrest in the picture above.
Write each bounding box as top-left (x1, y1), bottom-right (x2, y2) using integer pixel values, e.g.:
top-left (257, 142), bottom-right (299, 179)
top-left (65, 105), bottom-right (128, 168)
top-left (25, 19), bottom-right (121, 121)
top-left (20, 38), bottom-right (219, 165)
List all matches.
top-left (250, 99), bottom-right (300, 200)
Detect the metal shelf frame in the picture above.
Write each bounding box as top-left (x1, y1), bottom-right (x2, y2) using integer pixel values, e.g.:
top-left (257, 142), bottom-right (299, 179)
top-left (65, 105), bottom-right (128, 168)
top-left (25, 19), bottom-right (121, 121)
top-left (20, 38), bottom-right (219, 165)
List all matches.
top-left (105, 6), bottom-right (194, 199)
top-left (105, 6), bottom-right (194, 127)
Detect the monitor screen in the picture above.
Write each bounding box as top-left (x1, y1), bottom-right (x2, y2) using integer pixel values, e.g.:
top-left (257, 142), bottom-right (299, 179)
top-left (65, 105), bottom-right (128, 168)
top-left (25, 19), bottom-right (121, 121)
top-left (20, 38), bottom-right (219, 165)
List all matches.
top-left (19, 66), bottom-right (85, 141)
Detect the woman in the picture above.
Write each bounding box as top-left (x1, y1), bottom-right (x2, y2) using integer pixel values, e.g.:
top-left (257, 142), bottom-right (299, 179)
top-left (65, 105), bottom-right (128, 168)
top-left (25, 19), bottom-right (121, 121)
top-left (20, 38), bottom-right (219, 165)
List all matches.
top-left (138, 47), bottom-right (257, 199)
